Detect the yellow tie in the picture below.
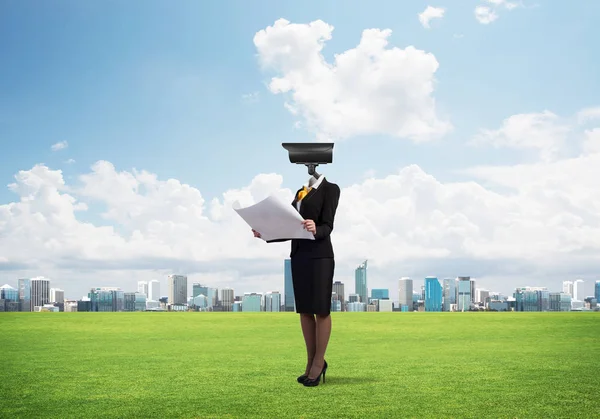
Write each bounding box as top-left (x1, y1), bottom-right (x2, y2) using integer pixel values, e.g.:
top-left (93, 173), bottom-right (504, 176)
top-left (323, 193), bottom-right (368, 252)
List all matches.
top-left (297, 186), bottom-right (312, 201)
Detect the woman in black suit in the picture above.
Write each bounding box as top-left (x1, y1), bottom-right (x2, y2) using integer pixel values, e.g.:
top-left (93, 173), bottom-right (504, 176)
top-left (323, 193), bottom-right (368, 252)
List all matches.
top-left (253, 173), bottom-right (340, 387)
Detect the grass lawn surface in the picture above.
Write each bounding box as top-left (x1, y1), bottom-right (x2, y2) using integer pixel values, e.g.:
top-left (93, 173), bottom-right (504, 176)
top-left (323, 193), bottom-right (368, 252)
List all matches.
top-left (2, 312), bottom-right (599, 418)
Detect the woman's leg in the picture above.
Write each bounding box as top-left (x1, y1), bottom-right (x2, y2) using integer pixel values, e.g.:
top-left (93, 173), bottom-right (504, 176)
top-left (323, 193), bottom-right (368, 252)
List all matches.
top-left (300, 313), bottom-right (317, 374)
top-left (307, 313), bottom-right (331, 378)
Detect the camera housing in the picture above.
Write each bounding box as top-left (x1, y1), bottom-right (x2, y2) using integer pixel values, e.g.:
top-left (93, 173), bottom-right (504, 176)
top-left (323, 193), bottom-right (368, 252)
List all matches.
top-left (282, 142), bottom-right (334, 176)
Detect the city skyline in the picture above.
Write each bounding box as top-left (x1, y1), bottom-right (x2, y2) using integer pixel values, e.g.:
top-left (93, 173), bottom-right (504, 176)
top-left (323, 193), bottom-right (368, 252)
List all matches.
top-left (3, 270), bottom-right (599, 309)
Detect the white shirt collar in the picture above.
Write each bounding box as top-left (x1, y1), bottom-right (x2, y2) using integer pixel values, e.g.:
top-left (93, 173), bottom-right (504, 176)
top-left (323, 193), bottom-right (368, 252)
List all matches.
top-left (308, 175), bottom-right (325, 189)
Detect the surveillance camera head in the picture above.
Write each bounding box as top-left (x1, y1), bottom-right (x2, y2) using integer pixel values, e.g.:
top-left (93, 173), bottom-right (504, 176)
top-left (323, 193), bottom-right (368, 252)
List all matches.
top-left (282, 142), bottom-right (334, 176)
top-left (281, 142), bottom-right (334, 164)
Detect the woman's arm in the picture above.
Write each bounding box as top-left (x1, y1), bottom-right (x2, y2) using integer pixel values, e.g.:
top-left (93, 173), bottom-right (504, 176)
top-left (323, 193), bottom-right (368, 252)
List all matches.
top-left (314, 183), bottom-right (341, 240)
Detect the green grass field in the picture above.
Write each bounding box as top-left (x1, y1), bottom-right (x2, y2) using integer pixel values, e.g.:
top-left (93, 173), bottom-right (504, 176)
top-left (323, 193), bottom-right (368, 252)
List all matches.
top-left (2, 312), bottom-right (599, 418)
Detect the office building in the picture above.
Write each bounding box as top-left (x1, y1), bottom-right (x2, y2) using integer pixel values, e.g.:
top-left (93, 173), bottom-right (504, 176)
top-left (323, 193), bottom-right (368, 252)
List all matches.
top-left (549, 292), bottom-right (571, 311)
top-left (221, 287), bottom-right (234, 311)
top-left (424, 277), bottom-right (442, 312)
top-left (284, 259), bottom-right (295, 311)
top-left (595, 281), bottom-right (600, 302)
top-left (442, 278), bottom-right (456, 311)
top-left (563, 280), bottom-right (574, 297)
top-left (573, 279), bottom-right (584, 302)
top-left (333, 281), bottom-right (345, 309)
top-left (31, 277), bottom-right (51, 309)
top-left (476, 289), bottom-right (490, 305)
top-left (148, 280), bottom-right (160, 302)
top-left (470, 279), bottom-right (476, 303)
top-left (371, 289), bottom-right (389, 300)
top-left (398, 277), bottom-right (413, 312)
top-left (265, 292), bottom-right (281, 312)
top-left (355, 260), bottom-right (368, 303)
top-left (50, 288), bottom-right (64, 304)
top-left (242, 293), bottom-right (262, 312)
top-left (457, 277), bottom-right (471, 311)
top-left (137, 281), bottom-right (148, 297)
top-left (168, 275), bottom-right (187, 305)
top-left (18, 278), bottom-right (31, 312)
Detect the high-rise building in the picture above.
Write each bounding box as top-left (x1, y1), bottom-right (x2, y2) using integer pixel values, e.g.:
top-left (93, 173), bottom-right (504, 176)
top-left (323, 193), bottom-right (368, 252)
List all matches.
top-left (332, 281), bottom-right (345, 307)
top-left (424, 277), bottom-right (442, 312)
top-left (221, 288), bottom-right (234, 311)
top-left (470, 279), bottom-right (476, 303)
top-left (265, 292), bottom-right (281, 312)
top-left (355, 260), bottom-right (368, 303)
top-left (168, 275), bottom-right (187, 305)
top-left (457, 277), bottom-right (471, 311)
top-left (137, 281), bottom-right (148, 297)
top-left (371, 289), bottom-right (389, 300)
top-left (284, 259), bottom-right (295, 312)
top-left (573, 279), bottom-right (584, 302)
top-left (442, 278), bottom-right (456, 311)
top-left (18, 278), bottom-right (31, 312)
top-left (148, 280), bottom-right (160, 301)
top-left (476, 289), bottom-right (490, 304)
top-left (595, 281), bottom-right (600, 302)
top-left (31, 277), bottom-right (50, 309)
top-left (398, 277), bottom-right (413, 311)
top-left (50, 288), bottom-right (64, 304)
top-left (242, 293), bottom-right (262, 312)
top-left (563, 280), bottom-right (574, 297)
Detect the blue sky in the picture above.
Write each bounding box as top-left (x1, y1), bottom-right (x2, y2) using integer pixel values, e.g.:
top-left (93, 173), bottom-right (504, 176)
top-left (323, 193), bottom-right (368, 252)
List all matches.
top-left (1, 0), bottom-right (600, 299)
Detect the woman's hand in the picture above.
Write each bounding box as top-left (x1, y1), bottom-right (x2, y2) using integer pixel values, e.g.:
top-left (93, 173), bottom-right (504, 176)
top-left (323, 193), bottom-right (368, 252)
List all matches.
top-left (302, 219), bottom-right (316, 235)
top-left (252, 229), bottom-right (262, 238)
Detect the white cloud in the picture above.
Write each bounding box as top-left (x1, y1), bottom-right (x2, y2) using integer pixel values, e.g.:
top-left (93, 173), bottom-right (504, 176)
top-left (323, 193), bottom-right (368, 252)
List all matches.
top-left (418, 6), bottom-right (445, 29)
top-left (253, 18), bottom-right (452, 143)
top-left (470, 110), bottom-right (571, 162)
top-left (576, 107), bottom-right (600, 124)
top-left (582, 128), bottom-right (600, 155)
top-left (475, 0), bottom-right (520, 24)
top-left (65, 159), bottom-right (76, 164)
top-left (475, 6), bottom-right (499, 24)
top-left (51, 141), bottom-right (68, 151)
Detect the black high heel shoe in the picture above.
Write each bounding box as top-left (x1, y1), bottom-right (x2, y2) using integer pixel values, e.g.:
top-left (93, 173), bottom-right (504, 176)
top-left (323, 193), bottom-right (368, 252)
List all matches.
top-left (303, 360), bottom-right (328, 387)
top-left (297, 374), bottom-right (308, 383)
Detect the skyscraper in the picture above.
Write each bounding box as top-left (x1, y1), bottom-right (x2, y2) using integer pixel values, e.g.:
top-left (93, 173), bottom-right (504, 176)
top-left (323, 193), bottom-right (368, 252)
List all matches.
top-left (168, 275), bottom-right (187, 305)
top-left (573, 279), bottom-right (584, 302)
top-left (470, 278), bottom-right (476, 303)
top-left (148, 280), bottom-right (160, 301)
top-left (424, 277), bottom-right (442, 312)
top-left (50, 288), bottom-right (64, 304)
top-left (284, 259), bottom-right (295, 312)
top-left (398, 277), bottom-right (413, 311)
top-left (31, 277), bottom-right (50, 308)
top-left (442, 278), bottom-right (456, 311)
top-left (265, 292), bottom-right (281, 312)
top-left (332, 281), bottom-right (345, 304)
top-left (221, 287), bottom-right (234, 311)
top-left (595, 281), bottom-right (600, 302)
top-left (18, 278), bottom-right (31, 312)
top-left (355, 260), bottom-right (368, 303)
top-left (137, 281), bottom-right (148, 297)
top-left (563, 280), bottom-right (574, 297)
top-left (457, 276), bottom-right (471, 311)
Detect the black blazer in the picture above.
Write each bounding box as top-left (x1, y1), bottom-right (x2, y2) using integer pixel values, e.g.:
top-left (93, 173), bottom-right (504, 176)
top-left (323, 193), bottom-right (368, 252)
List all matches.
top-left (267, 178), bottom-right (341, 259)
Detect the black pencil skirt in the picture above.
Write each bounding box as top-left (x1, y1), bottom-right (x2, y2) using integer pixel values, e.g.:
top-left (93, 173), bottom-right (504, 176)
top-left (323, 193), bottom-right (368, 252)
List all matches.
top-left (291, 256), bottom-right (335, 316)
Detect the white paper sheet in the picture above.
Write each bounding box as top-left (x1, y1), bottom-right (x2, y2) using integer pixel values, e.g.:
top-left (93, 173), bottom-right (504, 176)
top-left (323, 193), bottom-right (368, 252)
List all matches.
top-left (233, 194), bottom-right (315, 241)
